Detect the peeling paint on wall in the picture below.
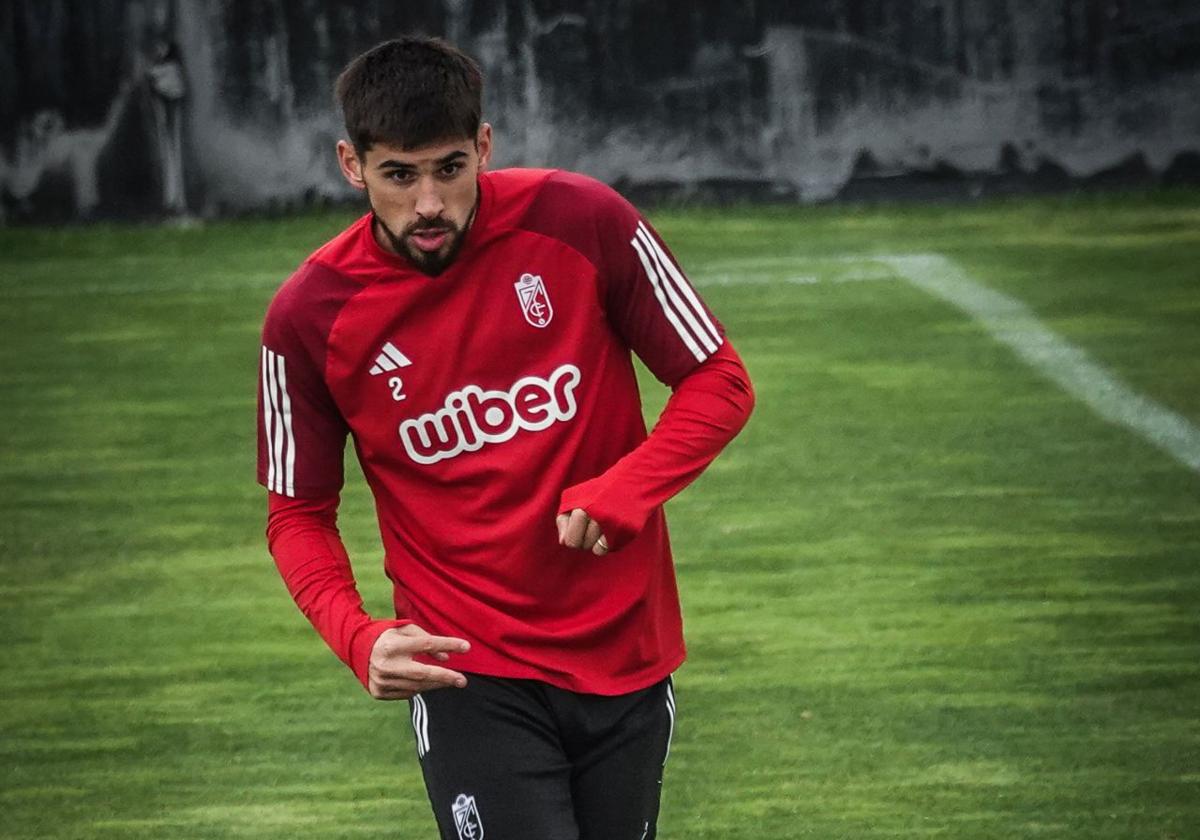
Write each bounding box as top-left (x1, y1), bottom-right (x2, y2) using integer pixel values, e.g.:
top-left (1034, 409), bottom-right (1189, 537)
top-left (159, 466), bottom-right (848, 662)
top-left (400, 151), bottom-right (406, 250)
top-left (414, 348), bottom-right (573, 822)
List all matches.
top-left (2, 0), bottom-right (1198, 222)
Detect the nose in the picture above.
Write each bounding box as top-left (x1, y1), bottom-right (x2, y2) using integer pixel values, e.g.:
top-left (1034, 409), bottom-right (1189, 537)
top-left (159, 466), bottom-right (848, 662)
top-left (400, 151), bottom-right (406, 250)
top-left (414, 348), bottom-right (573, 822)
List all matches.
top-left (414, 177), bottom-right (445, 221)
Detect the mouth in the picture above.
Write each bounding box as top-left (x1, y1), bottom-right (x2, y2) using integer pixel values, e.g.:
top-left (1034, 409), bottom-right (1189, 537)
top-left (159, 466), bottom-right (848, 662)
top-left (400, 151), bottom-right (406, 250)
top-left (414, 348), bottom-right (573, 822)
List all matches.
top-left (408, 228), bottom-right (451, 253)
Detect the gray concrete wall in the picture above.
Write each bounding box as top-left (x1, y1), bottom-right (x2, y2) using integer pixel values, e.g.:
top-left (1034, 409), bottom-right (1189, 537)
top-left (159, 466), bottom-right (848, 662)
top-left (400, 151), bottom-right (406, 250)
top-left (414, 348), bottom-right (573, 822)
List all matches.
top-left (3, 0), bottom-right (1199, 222)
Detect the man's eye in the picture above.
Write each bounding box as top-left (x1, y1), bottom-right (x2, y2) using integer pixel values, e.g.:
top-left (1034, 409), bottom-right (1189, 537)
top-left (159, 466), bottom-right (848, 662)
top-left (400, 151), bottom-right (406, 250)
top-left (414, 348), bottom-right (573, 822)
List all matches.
top-left (388, 171), bottom-right (416, 184)
top-left (439, 162), bottom-right (464, 177)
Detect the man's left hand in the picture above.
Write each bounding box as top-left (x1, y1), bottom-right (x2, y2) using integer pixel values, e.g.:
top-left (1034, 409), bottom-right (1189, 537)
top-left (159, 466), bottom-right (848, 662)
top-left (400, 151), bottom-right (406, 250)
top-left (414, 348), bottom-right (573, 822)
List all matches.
top-left (557, 508), bottom-right (609, 555)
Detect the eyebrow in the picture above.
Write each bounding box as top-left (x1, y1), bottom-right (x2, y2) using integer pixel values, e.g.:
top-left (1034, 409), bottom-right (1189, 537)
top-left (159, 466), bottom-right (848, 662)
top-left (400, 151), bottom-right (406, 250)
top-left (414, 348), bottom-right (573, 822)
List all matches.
top-left (376, 150), bottom-right (468, 171)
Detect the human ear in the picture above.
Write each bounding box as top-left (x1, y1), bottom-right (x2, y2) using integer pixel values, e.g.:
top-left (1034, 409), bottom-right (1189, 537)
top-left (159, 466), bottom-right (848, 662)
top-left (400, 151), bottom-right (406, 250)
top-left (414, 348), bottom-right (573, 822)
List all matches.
top-left (336, 139), bottom-right (367, 191)
top-left (475, 123), bottom-right (493, 172)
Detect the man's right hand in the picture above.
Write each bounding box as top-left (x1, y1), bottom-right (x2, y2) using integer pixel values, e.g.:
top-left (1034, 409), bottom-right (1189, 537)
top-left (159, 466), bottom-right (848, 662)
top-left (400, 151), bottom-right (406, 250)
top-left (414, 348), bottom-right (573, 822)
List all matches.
top-left (367, 624), bottom-right (471, 700)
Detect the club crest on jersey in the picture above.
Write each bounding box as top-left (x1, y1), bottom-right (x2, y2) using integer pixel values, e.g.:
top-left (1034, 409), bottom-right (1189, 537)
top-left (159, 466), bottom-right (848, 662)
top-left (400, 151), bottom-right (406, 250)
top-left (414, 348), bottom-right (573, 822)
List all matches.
top-left (399, 364), bottom-right (581, 465)
top-left (514, 273), bottom-right (553, 328)
top-left (451, 794), bottom-right (484, 840)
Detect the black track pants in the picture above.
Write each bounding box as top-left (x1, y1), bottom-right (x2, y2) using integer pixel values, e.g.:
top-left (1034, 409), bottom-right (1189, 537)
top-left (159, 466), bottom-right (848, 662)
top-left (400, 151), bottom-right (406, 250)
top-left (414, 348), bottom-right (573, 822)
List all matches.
top-left (409, 673), bottom-right (676, 840)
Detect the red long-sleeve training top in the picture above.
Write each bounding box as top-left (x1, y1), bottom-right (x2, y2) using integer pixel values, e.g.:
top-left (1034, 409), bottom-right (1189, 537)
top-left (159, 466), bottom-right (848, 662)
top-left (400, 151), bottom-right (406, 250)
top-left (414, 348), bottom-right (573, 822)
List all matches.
top-left (258, 169), bottom-right (754, 694)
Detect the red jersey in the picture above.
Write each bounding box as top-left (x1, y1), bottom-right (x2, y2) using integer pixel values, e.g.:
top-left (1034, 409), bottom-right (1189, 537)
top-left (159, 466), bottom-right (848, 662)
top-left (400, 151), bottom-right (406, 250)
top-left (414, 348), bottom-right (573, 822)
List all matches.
top-left (258, 168), bottom-right (749, 695)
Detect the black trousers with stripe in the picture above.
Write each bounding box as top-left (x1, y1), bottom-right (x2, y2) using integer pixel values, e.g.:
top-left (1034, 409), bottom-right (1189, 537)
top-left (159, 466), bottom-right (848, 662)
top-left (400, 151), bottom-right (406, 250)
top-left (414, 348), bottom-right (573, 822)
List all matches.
top-left (409, 673), bottom-right (675, 840)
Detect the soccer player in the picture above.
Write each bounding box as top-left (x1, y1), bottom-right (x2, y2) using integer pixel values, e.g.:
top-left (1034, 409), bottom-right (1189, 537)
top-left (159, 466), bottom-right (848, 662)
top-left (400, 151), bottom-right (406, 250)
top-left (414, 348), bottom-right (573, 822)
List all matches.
top-left (258, 36), bottom-right (754, 840)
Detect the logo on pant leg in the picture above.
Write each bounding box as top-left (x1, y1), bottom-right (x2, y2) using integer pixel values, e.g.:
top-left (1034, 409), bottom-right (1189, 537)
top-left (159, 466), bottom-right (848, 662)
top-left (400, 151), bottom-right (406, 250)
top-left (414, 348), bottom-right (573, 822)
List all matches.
top-left (452, 794), bottom-right (484, 840)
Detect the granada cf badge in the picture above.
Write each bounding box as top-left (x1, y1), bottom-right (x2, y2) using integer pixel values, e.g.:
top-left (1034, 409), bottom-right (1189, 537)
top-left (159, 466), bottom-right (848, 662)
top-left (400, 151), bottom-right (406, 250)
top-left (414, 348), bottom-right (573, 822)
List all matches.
top-left (514, 273), bottom-right (553, 328)
top-left (451, 793), bottom-right (484, 840)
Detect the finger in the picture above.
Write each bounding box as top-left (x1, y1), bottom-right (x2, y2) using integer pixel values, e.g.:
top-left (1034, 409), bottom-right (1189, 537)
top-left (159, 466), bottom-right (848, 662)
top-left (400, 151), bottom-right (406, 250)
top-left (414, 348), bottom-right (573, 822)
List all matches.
top-left (556, 513), bottom-right (569, 544)
top-left (592, 534), bottom-right (609, 556)
top-left (370, 683), bottom-right (417, 701)
top-left (373, 680), bottom-right (460, 701)
top-left (562, 508), bottom-right (590, 549)
top-left (374, 661), bottom-right (468, 689)
top-left (373, 676), bottom-right (451, 697)
top-left (373, 676), bottom-right (464, 700)
top-left (581, 518), bottom-right (602, 551)
top-left (406, 661), bottom-right (469, 689)
top-left (394, 633), bottom-right (471, 656)
top-left (374, 677), bottom-right (466, 700)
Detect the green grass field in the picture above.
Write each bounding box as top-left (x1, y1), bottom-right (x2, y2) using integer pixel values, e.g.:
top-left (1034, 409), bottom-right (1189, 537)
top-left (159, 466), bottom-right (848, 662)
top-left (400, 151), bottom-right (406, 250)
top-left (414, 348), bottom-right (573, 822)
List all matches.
top-left (2, 190), bottom-right (1198, 839)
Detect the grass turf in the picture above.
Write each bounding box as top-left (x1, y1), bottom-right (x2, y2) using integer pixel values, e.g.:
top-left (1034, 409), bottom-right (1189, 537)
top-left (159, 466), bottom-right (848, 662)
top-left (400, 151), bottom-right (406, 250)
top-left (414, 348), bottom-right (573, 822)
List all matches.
top-left (1, 190), bottom-right (1198, 839)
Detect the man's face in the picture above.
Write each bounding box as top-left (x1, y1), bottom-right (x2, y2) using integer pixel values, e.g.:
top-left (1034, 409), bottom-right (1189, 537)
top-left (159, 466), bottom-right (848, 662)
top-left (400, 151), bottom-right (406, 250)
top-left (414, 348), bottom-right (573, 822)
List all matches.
top-left (337, 125), bottom-right (493, 275)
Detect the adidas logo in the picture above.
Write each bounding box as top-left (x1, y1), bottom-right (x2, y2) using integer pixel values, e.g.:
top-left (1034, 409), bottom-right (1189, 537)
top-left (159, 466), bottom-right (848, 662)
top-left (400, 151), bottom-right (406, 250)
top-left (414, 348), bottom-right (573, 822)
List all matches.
top-left (369, 342), bottom-right (412, 375)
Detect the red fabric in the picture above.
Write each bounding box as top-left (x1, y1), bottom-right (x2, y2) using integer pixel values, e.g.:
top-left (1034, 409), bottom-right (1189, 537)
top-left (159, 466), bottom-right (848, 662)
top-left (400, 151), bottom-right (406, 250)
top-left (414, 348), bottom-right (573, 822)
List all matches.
top-left (266, 492), bottom-right (409, 687)
top-left (259, 168), bottom-right (753, 695)
top-left (558, 340), bottom-right (754, 550)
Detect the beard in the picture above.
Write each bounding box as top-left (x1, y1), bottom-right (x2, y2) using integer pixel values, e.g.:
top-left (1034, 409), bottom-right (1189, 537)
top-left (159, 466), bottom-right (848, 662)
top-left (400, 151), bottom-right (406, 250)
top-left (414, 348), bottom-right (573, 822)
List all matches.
top-left (370, 196), bottom-right (479, 276)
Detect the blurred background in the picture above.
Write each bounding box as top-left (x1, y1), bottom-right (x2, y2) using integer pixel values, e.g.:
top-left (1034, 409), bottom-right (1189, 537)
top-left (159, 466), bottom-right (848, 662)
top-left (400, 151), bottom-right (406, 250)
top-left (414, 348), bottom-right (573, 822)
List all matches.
top-left (3, 0), bottom-right (1200, 223)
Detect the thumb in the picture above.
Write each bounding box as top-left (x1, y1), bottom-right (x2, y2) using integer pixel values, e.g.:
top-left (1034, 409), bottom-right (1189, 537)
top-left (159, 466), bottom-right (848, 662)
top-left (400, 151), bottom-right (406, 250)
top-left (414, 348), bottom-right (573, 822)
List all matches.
top-left (556, 513), bottom-right (569, 544)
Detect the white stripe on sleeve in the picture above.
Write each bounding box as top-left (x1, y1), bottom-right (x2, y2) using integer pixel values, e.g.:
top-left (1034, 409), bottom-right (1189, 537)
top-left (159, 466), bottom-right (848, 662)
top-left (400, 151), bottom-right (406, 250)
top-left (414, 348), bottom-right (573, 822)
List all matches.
top-left (636, 222), bottom-right (721, 354)
top-left (631, 236), bottom-right (707, 363)
top-left (274, 353), bottom-right (296, 497)
top-left (265, 349), bottom-right (286, 493)
top-left (261, 347), bottom-right (277, 493)
top-left (266, 351), bottom-right (286, 495)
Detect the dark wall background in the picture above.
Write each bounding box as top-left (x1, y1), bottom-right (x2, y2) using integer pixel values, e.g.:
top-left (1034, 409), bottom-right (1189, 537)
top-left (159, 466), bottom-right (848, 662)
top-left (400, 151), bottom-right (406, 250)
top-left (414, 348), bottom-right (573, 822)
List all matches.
top-left (3, 0), bottom-right (1199, 222)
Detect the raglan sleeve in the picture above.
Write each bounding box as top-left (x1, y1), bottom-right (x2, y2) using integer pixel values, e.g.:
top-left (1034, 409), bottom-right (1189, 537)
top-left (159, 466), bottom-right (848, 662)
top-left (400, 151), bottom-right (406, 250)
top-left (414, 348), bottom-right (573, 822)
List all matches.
top-left (258, 284), bottom-right (408, 690)
top-left (598, 194), bottom-right (727, 387)
top-left (256, 286), bottom-right (347, 499)
top-left (557, 185), bottom-right (755, 550)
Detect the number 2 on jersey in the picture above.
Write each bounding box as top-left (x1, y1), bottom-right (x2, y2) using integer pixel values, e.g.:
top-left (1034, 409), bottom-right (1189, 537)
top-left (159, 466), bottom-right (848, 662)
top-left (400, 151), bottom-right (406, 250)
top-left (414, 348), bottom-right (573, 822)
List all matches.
top-left (389, 376), bottom-right (407, 401)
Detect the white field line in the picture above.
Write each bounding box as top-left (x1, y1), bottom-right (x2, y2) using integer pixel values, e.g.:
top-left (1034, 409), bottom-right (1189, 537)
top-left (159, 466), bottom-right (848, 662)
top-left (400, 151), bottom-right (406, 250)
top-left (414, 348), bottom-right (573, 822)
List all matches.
top-left (882, 254), bottom-right (1200, 473)
top-left (699, 253), bottom-right (1200, 474)
top-left (695, 256), bottom-right (895, 288)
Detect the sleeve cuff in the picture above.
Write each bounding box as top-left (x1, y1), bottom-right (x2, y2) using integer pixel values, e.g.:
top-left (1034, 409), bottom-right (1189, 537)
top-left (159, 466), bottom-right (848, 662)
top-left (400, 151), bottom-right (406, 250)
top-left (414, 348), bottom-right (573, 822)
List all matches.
top-left (348, 618), bottom-right (412, 690)
top-left (559, 477), bottom-right (646, 552)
